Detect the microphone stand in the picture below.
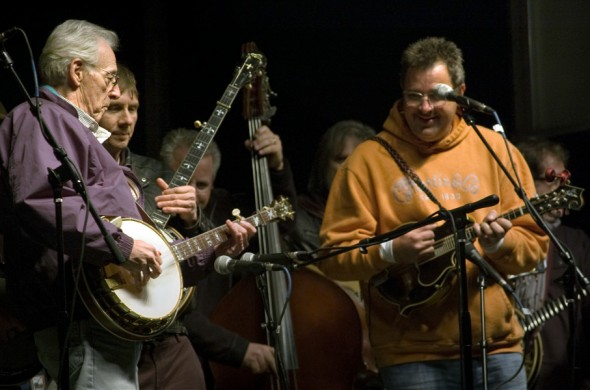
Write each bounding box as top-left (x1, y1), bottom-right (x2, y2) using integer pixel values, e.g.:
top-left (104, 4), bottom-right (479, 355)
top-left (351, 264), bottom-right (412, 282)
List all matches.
top-left (464, 112), bottom-right (590, 388)
top-left (2, 44), bottom-right (127, 390)
top-left (253, 269), bottom-right (290, 390)
top-left (465, 241), bottom-right (528, 390)
top-left (293, 197), bottom-right (499, 390)
top-left (476, 272), bottom-right (489, 390)
top-left (439, 207), bottom-right (474, 390)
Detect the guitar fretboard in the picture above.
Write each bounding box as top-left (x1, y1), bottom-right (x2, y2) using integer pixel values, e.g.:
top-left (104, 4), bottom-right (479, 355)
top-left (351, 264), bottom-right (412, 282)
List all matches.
top-left (150, 53), bottom-right (265, 229)
top-left (523, 288), bottom-right (588, 332)
top-left (170, 199), bottom-right (290, 261)
top-left (433, 185), bottom-right (583, 259)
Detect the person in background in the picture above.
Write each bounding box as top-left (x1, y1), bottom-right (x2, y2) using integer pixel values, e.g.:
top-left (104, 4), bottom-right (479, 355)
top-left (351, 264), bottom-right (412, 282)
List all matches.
top-left (318, 36), bottom-right (548, 389)
top-left (162, 124), bottom-right (384, 389)
top-left (160, 125), bottom-right (296, 229)
top-left (282, 119), bottom-right (383, 389)
top-left (513, 137), bottom-right (590, 389)
top-left (160, 126), bottom-right (289, 388)
top-left (0, 19), bottom-right (166, 389)
top-left (99, 64), bottom-right (269, 389)
top-left (285, 119), bottom-right (376, 255)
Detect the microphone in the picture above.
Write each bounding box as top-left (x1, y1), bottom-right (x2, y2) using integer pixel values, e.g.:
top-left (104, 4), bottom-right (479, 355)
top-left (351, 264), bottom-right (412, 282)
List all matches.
top-left (465, 241), bottom-right (514, 294)
top-left (214, 255), bottom-right (283, 275)
top-left (440, 194), bottom-right (499, 225)
top-left (433, 83), bottom-right (496, 115)
top-left (0, 27), bottom-right (18, 44)
top-left (240, 251), bottom-right (312, 264)
top-left (445, 194), bottom-right (499, 219)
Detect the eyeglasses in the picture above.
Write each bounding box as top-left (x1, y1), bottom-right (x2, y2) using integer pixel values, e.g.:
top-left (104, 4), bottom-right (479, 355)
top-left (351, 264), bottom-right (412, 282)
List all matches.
top-left (97, 67), bottom-right (120, 87)
top-left (403, 90), bottom-right (447, 108)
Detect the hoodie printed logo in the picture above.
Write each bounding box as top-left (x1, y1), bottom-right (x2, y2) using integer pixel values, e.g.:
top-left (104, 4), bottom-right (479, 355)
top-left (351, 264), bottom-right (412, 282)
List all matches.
top-left (391, 173), bottom-right (480, 204)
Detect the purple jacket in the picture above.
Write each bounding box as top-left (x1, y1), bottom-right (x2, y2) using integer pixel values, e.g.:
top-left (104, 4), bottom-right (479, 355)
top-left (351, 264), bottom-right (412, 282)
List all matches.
top-left (0, 88), bottom-right (143, 329)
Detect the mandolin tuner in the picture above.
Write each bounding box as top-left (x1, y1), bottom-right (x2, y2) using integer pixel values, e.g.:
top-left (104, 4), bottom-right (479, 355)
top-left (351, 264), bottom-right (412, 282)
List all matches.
top-left (544, 167), bottom-right (571, 184)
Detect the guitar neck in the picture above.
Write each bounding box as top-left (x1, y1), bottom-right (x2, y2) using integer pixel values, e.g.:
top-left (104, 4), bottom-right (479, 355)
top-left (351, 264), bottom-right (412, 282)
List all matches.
top-left (170, 203), bottom-right (279, 261)
top-left (149, 52), bottom-right (265, 229)
top-left (149, 88), bottom-right (241, 228)
top-left (434, 184), bottom-right (583, 259)
top-left (465, 204), bottom-right (530, 240)
top-left (435, 204), bottom-right (530, 258)
top-left (523, 288), bottom-right (588, 332)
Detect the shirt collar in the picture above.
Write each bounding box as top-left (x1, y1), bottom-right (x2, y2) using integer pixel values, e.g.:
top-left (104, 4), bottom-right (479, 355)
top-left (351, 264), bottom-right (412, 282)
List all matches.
top-left (44, 85), bottom-right (112, 144)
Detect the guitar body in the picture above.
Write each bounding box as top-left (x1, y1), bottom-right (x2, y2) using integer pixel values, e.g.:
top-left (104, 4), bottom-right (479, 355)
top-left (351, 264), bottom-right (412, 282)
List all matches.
top-left (79, 199), bottom-right (292, 341)
top-left (78, 218), bottom-right (182, 341)
top-left (372, 221), bottom-right (466, 316)
top-left (159, 226), bottom-right (196, 316)
top-left (371, 184), bottom-right (584, 316)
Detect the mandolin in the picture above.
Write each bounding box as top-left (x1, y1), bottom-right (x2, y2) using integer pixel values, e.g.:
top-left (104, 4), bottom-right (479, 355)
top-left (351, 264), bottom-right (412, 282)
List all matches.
top-left (371, 183), bottom-right (585, 316)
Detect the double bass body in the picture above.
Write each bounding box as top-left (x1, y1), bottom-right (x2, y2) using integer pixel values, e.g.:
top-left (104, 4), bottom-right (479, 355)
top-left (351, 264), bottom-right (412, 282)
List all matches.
top-left (210, 266), bottom-right (365, 389)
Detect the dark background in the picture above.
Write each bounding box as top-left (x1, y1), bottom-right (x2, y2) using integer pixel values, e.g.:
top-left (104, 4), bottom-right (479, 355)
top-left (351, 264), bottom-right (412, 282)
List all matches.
top-left (2, 1), bottom-right (590, 236)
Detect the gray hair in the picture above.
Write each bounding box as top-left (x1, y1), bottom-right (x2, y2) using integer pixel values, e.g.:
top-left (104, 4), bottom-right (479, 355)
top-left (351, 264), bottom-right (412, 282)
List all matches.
top-left (160, 128), bottom-right (222, 179)
top-left (39, 19), bottom-right (119, 86)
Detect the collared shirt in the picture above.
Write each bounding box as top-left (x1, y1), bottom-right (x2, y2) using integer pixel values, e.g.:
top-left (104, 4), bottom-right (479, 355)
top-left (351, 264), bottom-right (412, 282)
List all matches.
top-left (44, 85), bottom-right (112, 143)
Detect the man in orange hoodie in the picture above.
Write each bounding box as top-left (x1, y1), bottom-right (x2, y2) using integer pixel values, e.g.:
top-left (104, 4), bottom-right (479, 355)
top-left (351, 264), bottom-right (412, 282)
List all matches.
top-left (319, 36), bottom-right (548, 389)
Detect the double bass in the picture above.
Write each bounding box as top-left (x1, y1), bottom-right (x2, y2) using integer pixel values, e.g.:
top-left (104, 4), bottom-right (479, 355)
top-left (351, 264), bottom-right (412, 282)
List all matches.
top-left (210, 43), bottom-right (366, 389)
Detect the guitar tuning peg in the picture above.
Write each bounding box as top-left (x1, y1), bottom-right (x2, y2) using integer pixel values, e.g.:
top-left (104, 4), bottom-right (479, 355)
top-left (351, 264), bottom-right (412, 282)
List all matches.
top-left (231, 208), bottom-right (243, 221)
top-left (194, 120), bottom-right (204, 129)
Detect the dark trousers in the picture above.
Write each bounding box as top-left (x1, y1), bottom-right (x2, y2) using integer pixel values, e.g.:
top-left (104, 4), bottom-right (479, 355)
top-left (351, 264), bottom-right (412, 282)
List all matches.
top-left (138, 334), bottom-right (205, 390)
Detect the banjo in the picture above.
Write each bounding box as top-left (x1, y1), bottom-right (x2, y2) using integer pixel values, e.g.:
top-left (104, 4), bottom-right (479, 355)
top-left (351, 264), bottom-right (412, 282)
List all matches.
top-left (78, 51), bottom-right (270, 341)
top-left (78, 197), bottom-right (294, 341)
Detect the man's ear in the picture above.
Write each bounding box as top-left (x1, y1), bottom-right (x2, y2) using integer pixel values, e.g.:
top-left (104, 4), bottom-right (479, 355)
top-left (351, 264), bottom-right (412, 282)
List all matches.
top-left (68, 58), bottom-right (85, 88)
top-left (457, 83), bottom-right (466, 96)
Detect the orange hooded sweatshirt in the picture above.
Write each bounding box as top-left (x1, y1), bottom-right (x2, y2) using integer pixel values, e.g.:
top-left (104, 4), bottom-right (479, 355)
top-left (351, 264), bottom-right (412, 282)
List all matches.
top-left (319, 101), bottom-right (549, 367)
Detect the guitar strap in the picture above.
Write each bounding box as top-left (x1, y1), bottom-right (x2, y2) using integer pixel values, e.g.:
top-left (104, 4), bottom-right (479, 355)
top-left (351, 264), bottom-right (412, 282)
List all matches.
top-left (370, 136), bottom-right (443, 208)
